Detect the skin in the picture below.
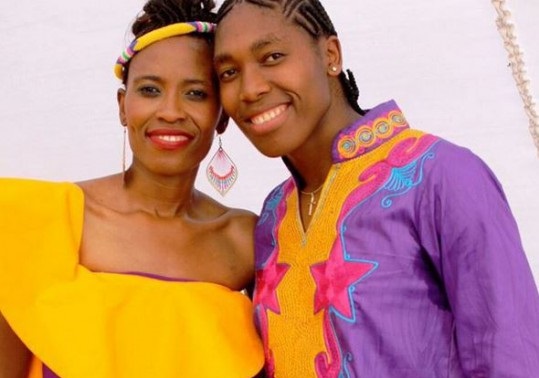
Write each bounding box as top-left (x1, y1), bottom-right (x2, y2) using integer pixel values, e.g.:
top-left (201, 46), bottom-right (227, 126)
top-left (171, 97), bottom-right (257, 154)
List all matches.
top-left (119, 36), bottom-right (221, 179)
top-left (1, 34), bottom-right (256, 376)
top-left (80, 35), bottom-right (256, 288)
top-left (0, 313), bottom-right (30, 378)
top-left (214, 3), bottom-right (361, 228)
top-left (214, 3), bottom-right (360, 187)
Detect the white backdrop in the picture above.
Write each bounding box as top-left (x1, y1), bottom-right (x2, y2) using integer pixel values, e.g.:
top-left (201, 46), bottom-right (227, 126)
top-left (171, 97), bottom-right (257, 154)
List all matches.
top-left (1, 1), bottom-right (538, 281)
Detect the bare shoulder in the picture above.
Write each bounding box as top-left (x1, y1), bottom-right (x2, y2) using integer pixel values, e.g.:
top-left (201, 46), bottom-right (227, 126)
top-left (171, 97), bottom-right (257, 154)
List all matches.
top-left (224, 206), bottom-right (258, 245)
top-left (76, 175), bottom-right (122, 199)
top-left (194, 192), bottom-right (258, 289)
top-left (197, 191), bottom-right (258, 229)
top-left (75, 175), bottom-right (126, 214)
top-left (197, 191), bottom-right (258, 253)
top-left (224, 205), bottom-right (258, 229)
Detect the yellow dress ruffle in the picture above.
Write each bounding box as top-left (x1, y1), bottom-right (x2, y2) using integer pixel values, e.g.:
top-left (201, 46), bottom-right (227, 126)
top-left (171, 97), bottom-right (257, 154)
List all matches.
top-left (0, 178), bottom-right (263, 378)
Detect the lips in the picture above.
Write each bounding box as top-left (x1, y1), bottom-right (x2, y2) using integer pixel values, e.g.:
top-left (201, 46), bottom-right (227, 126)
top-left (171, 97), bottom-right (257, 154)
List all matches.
top-left (147, 129), bottom-right (192, 150)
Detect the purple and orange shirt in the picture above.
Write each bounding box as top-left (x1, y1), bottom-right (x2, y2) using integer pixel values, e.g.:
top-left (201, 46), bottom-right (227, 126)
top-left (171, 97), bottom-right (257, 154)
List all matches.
top-left (253, 100), bottom-right (539, 377)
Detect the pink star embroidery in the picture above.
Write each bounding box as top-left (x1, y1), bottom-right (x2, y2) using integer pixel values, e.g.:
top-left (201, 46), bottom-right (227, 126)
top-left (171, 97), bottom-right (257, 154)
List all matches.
top-left (255, 251), bottom-right (290, 314)
top-left (311, 246), bottom-right (376, 320)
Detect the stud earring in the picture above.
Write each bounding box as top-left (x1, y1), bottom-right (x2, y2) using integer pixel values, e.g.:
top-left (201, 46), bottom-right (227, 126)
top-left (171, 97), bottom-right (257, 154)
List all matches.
top-left (331, 66), bottom-right (338, 72)
top-left (206, 134), bottom-right (238, 196)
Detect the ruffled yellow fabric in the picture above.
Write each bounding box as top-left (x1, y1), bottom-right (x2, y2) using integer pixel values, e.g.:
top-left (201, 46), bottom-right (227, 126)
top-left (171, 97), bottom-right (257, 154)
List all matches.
top-left (0, 178), bottom-right (263, 378)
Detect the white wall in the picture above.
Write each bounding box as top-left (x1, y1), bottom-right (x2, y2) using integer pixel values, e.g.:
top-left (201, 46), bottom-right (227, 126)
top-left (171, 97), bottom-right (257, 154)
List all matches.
top-left (1, 1), bottom-right (538, 281)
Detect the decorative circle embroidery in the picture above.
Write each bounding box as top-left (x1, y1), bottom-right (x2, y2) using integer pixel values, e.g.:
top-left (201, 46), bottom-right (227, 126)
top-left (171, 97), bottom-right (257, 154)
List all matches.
top-left (338, 136), bottom-right (359, 158)
top-left (374, 120), bottom-right (391, 138)
top-left (390, 111), bottom-right (407, 127)
top-left (357, 127), bottom-right (375, 145)
top-left (337, 110), bottom-right (408, 160)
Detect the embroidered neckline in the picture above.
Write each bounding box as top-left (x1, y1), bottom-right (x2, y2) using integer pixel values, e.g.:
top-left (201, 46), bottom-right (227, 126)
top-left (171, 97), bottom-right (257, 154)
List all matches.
top-left (332, 100), bottom-right (410, 163)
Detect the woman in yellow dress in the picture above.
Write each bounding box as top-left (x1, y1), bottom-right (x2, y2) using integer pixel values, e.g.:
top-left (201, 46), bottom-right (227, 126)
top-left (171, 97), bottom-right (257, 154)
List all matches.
top-left (0, 0), bottom-right (263, 377)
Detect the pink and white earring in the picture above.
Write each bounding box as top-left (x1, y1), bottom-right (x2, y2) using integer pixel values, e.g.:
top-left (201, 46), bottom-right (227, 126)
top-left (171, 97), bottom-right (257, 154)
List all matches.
top-left (206, 135), bottom-right (238, 196)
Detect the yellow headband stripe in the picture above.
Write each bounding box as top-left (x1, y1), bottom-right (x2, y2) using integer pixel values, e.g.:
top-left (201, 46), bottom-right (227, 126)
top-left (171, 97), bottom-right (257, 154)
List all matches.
top-left (114, 21), bottom-right (216, 80)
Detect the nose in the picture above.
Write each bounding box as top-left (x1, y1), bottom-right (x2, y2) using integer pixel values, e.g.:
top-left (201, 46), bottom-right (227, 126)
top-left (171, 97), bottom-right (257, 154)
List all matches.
top-left (239, 65), bottom-right (270, 102)
top-left (156, 92), bottom-right (186, 122)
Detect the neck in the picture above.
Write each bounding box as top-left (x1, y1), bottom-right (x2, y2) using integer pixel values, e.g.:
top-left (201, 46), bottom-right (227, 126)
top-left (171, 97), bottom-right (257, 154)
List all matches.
top-left (122, 167), bottom-right (198, 218)
top-left (287, 104), bottom-right (361, 191)
top-left (286, 154), bottom-right (331, 192)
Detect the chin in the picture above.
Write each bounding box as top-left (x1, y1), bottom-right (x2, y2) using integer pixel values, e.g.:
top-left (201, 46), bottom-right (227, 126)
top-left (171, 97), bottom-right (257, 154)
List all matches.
top-left (252, 144), bottom-right (286, 158)
top-left (259, 150), bottom-right (282, 158)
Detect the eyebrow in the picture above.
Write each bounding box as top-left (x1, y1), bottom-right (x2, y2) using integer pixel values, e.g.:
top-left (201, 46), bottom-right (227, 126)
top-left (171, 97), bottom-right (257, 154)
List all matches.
top-left (251, 33), bottom-right (282, 53)
top-left (132, 75), bottom-right (210, 86)
top-left (132, 75), bottom-right (161, 84)
top-left (214, 33), bottom-right (283, 65)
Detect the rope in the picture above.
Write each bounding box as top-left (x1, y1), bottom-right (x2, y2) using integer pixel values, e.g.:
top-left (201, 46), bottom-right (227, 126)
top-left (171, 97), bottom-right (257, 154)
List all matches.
top-left (492, 0), bottom-right (539, 156)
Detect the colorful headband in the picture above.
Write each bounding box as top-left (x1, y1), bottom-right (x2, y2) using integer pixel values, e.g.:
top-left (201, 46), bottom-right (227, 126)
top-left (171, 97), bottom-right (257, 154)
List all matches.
top-left (114, 21), bottom-right (216, 80)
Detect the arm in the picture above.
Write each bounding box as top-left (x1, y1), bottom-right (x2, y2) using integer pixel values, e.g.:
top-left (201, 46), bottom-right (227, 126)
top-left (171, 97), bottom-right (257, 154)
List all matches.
top-left (0, 311), bottom-right (31, 378)
top-left (229, 208), bottom-right (258, 293)
top-left (419, 146), bottom-right (539, 376)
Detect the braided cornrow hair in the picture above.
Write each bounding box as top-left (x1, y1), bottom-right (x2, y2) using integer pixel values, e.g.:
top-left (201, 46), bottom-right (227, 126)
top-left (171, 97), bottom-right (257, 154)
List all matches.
top-left (122, 0), bottom-right (217, 84)
top-left (217, 0), bottom-right (366, 115)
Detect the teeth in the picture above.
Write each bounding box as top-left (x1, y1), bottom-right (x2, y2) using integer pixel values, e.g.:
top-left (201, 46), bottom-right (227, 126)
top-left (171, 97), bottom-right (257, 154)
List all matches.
top-left (251, 105), bottom-right (286, 125)
top-left (156, 135), bottom-right (186, 142)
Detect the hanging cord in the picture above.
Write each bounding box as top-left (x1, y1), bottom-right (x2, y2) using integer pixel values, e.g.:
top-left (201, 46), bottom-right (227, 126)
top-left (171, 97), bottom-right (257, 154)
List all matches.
top-left (492, 0), bottom-right (539, 156)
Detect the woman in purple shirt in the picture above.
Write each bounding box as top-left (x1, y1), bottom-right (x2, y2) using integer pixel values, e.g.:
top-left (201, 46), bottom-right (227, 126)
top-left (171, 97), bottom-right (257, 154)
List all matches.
top-left (213, 0), bottom-right (539, 376)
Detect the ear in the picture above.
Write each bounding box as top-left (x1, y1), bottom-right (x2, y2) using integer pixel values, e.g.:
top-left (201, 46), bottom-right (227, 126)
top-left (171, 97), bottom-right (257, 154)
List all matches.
top-left (322, 35), bottom-right (343, 77)
top-left (117, 88), bottom-right (127, 127)
top-left (215, 107), bottom-right (230, 134)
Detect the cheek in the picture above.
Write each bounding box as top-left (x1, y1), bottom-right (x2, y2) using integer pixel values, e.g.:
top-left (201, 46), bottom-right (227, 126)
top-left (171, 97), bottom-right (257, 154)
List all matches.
top-left (123, 97), bottom-right (151, 127)
top-left (219, 84), bottom-right (238, 114)
top-left (194, 103), bottom-right (221, 132)
top-left (298, 66), bottom-right (332, 110)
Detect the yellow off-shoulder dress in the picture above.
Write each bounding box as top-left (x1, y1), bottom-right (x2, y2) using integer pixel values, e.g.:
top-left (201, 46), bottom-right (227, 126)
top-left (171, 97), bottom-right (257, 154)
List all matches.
top-left (0, 178), bottom-right (264, 378)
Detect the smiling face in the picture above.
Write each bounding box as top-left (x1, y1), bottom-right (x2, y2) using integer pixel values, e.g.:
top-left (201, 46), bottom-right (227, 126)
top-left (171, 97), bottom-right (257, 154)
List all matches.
top-left (214, 2), bottom-right (341, 158)
top-left (118, 35), bottom-right (222, 176)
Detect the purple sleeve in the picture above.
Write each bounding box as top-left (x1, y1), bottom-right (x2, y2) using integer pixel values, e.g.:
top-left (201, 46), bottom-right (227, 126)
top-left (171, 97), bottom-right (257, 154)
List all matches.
top-left (418, 143), bottom-right (539, 377)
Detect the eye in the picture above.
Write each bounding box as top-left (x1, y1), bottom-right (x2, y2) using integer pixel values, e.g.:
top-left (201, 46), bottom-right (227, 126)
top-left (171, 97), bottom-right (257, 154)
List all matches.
top-left (264, 52), bottom-right (285, 64)
top-left (138, 85), bottom-right (160, 97)
top-left (218, 67), bottom-right (238, 82)
top-left (186, 89), bottom-right (209, 100)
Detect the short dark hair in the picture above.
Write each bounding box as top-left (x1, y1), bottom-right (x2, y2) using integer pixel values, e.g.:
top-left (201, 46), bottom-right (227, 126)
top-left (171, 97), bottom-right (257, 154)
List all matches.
top-left (217, 0), bottom-right (365, 115)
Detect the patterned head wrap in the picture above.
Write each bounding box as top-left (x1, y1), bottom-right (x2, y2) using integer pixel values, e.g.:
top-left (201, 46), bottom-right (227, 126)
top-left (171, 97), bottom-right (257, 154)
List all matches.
top-left (114, 21), bottom-right (216, 80)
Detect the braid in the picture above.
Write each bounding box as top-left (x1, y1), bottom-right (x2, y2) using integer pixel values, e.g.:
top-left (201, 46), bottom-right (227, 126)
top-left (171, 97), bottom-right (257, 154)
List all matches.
top-left (217, 0), bottom-right (274, 22)
top-left (291, 0), bottom-right (336, 37)
top-left (133, 0), bottom-right (217, 37)
top-left (216, 0), bottom-right (236, 22)
top-left (216, 0), bottom-right (365, 114)
top-left (340, 69), bottom-right (366, 115)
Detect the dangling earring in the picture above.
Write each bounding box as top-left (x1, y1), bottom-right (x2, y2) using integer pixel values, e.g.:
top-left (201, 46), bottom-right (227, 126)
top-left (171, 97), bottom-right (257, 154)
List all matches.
top-left (206, 134), bottom-right (238, 196)
top-left (122, 126), bottom-right (127, 178)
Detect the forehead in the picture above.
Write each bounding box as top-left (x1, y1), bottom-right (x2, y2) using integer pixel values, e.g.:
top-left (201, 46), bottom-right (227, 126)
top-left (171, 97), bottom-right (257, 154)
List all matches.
top-left (215, 2), bottom-right (311, 59)
top-left (129, 36), bottom-right (214, 80)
